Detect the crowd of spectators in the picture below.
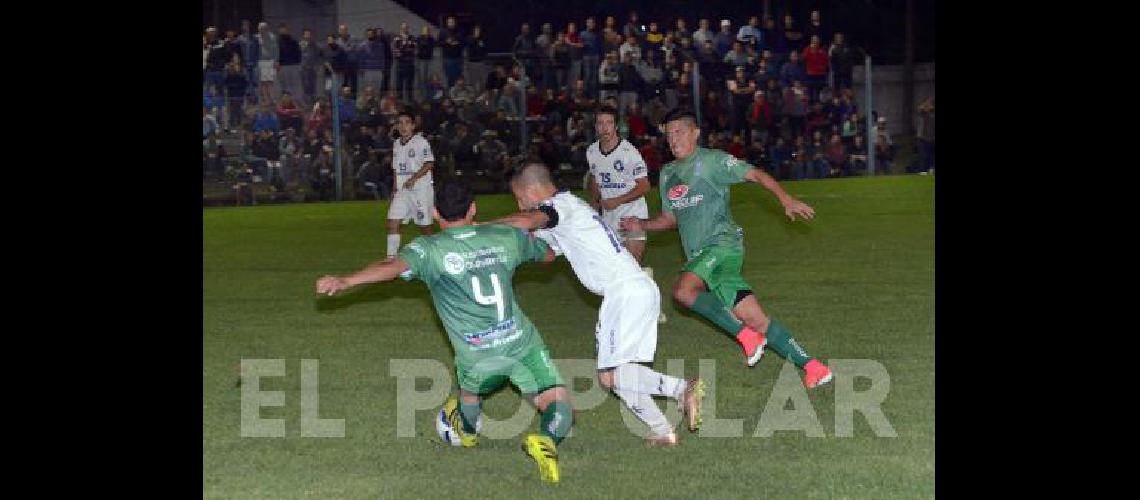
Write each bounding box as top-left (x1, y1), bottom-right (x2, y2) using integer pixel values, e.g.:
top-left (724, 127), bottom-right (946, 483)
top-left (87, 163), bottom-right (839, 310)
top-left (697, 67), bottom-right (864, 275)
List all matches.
top-left (204, 8), bottom-right (919, 200)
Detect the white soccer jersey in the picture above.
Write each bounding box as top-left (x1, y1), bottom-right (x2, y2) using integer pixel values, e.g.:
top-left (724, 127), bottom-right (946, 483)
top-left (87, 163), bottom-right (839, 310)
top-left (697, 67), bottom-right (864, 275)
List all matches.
top-left (587, 138), bottom-right (648, 201)
top-left (391, 133), bottom-right (435, 192)
top-left (533, 192), bottom-right (645, 296)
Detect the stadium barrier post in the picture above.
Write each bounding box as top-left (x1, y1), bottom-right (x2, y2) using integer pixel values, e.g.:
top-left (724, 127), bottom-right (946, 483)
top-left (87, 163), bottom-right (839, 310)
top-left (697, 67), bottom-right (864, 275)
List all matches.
top-left (331, 73), bottom-right (343, 201)
top-left (865, 54), bottom-right (875, 176)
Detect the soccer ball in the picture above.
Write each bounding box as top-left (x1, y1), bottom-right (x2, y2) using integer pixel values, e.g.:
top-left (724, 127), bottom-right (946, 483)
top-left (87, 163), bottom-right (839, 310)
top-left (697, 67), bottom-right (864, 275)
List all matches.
top-left (435, 406), bottom-right (484, 446)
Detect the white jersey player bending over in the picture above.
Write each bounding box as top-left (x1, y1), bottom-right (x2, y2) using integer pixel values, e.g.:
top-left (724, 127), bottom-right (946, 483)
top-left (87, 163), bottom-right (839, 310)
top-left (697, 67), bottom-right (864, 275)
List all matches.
top-left (386, 110), bottom-right (436, 257)
top-left (586, 106), bottom-right (665, 323)
top-left (495, 162), bottom-right (705, 446)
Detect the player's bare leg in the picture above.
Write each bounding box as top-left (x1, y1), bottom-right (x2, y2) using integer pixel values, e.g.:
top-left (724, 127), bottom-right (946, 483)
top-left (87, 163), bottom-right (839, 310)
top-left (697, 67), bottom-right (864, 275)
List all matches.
top-left (732, 295), bottom-right (832, 388)
top-left (525, 386), bottom-right (573, 483)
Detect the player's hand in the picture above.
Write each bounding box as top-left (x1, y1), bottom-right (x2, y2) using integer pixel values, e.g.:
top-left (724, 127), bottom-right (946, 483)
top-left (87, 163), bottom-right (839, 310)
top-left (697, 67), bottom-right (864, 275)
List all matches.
top-left (620, 216), bottom-right (644, 233)
top-left (782, 198), bottom-right (816, 222)
top-left (600, 198), bottom-right (622, 211)
top-left (316, 276), bottom-right (350, 296)
top-left (403, 178), bottom-right (416, 190)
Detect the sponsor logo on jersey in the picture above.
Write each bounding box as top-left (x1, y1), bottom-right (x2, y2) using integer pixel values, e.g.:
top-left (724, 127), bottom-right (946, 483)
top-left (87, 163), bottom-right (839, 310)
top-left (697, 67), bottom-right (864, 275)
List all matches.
top-left (463, 318), bottom-right (517, 347)
top-left (443, 252), bottom-right (465, 275)
top-left (725, 156), bottom-right (741, 167)
top-left (613, 159), bottom-right (624, 172)
top-left (668, 184), bottom-right (689, 201)
top-left (408, 149), bottom-right (415, 158)
top-left (407, 243), bottom-right (426, 258)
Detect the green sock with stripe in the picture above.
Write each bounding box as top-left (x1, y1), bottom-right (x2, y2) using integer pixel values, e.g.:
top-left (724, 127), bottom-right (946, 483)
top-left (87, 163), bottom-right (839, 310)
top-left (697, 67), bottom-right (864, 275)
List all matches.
top-left (765, 318), bottom-right (814, 367)
top-left (540, 400), bottom-right (573, 445)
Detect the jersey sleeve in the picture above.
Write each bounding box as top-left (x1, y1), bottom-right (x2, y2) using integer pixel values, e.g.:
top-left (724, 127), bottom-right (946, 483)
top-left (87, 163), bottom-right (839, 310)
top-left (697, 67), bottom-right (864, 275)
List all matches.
top-left (513, 227), bottom-right (553, 263)
top-left (397, 238), bottom-right (434, 282)
top-left (418, 137), bottom-right (435, 164)
top-left (626, 147), bottom-right (648, 180)
top-left (708, 150), bottom-right (754, 185)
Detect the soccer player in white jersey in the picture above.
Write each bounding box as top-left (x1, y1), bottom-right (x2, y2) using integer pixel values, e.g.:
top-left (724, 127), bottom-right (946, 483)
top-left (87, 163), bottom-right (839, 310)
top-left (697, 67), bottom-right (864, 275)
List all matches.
top-left (586, 106), bottom-right (666, 323)
top-left (494, 163), bottom-right (704, 447)
top-left (386, 110), bottom-right (436, 257)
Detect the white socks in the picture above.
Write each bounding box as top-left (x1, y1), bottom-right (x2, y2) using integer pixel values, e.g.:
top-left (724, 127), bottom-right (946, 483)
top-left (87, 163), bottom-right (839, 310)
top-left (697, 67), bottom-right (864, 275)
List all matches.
top-left (615, 363), bottom-right (685, 400)
top-left (612, 363), bottom-right (686, 436)
top-left (386, 233), bottom-right (401, 258)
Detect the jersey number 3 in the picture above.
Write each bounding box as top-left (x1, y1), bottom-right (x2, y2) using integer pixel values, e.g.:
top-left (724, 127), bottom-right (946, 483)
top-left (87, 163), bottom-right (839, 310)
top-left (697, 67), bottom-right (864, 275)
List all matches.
top-left (472, 273), bottom-right (505, 321)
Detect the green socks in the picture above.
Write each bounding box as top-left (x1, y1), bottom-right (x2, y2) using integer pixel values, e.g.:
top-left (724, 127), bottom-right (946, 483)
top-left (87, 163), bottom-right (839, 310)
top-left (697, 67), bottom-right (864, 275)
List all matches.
top-left (690, 292), bottom-right (745, 336)
top-left (459, 400), bottom-right (481, 434)
top-left (765, 319), bottom-right (813, 367)
top-left (540, 401), bottom-right (573, 445)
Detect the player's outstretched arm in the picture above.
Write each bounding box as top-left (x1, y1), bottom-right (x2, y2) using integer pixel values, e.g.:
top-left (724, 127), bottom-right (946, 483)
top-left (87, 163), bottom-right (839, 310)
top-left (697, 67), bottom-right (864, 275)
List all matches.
top-left (743, 168), bottom-right (816, 221)
top-left (315, 258), bottom-right (411, 296)
top-left (490, 209), bottom-right (551, 232)
top-left (621, 210), bottom-right (676, 234)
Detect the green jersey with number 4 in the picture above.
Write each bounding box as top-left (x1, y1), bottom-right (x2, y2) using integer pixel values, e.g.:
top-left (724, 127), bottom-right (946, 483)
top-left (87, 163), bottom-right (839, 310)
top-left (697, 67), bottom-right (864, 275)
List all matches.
top-left (398, 224), bottom-right (551, 369)
top-left (659, 147), bottom-right (755, 260)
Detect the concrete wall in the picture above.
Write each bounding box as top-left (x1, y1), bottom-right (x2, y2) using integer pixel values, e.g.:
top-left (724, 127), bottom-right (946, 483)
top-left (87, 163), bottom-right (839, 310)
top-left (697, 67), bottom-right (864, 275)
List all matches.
top-left (262, 0), bottom-right (337, 39)
top-left (853, 62), bottom-right (935, 136)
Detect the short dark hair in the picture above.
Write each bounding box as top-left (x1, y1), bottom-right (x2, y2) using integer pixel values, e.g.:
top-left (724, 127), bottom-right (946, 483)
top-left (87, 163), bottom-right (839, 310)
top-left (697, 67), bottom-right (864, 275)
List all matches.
top-left (434, 181), bottom-right (474, 222)
top-left (595, 105), bottom-right (618, 121)
top-left (660, 107), bottom-right (698, 128)
top-left (396, 109), bottom-right (416, 121)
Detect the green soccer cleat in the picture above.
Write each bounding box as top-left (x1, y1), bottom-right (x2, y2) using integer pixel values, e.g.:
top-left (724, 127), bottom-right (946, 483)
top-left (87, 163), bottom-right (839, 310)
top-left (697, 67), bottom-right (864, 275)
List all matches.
top-left (522, 433), bottom-right (560, 484)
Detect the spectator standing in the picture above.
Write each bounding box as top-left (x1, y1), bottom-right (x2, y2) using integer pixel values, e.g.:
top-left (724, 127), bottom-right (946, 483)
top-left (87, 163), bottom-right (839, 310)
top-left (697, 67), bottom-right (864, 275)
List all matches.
top-left (300, 29), bottom-right (323, 105)
top-left (358, 28), bottom-right (388, 99)
top-left (466, 25), bottom-right (488, 94)
top-left (439, 16), bottom-right (464, 89)
top-left (726, 66), bottom-right (756, 142)
top-left (337, 25), bottom-right (360, 97)
top-left (565, 22), bottom-right (584, 86)
top-left (623, 11), bottom-right (646, 41)
top-left (392, 24), bottom-right (417, 102)
top-left (737, 16), bottom-right (764, 52)
top-left (619, 35), bottom-right (642, 69)
top-left (802, 35), bottom-right (829, 101)
top-left (805, 9), bottom-right (828, 46)
top-left (415, 25), bottom-right (436, 101)
top-left (916, 97), bottom-right (935, 174)
top-left (536, 23), bottom-right (556, 91)
top-left (671, 18), bottom-right (691, 46)
top-left (235, 20), bottom-right (260, 99)
top-left (256, 22), bottom-right (279, 103)
top-left (599, 51), bottom-right (621, 102)
top-left (779, 13), bottom-right (805, 58)
top-left (747, 90), bottom-right (772, 144)
top-left (204, 27), bottom-right (229, 93)
top-left (644, 21), bottom-right (664, 54)
top-left (277, 24), bottom-right (303, 104)
top-left (223, 59), bottom-right (249, 132)
top-left (724, 41), bottom-right (753, 69)
top-left (713, 19), bottom-right (735, 59)
top-left (552, 33), bottom-right (572, 91)
top-left (780, 50), bottom-right (806, 87)
top-left (617, 52), bottom-right (643, 117)
top-left (691, 19), bottom-right (714, 48)
top-left (512, 23), bottom-right (537, 83)
top-left (829, 33), bottom-right (861, 92)
top-left (783, 80), bottom-right (808, 140)
top-left (580, 18), bottom-right (602, 97)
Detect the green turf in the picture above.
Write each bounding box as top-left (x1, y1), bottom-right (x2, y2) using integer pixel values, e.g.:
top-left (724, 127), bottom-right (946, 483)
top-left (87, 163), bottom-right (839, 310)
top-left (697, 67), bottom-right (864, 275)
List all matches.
top-left (204, 175), bottom-right (934, 499)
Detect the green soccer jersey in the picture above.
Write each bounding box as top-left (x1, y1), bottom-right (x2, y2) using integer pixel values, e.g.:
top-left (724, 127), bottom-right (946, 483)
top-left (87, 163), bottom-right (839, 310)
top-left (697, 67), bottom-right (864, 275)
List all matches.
top-left (659, 147), bottom-right (755, 260)
top-left (397, 224), bottom-right (552, 369)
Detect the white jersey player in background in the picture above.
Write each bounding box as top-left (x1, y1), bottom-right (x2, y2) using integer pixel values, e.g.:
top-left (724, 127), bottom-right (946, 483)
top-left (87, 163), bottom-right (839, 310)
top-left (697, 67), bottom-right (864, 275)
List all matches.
top-left (585, 106), bottom-right (666, 323)
top-left (386, 110), bottom-right (436, 257)
top-left (494, 163), bottom-right (704, 446)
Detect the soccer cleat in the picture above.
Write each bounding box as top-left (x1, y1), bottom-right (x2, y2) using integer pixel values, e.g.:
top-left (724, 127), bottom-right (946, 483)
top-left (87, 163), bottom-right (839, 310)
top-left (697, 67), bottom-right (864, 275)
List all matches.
top-left (645, 431), bottom-right (679, 447)
top-left (444, 396), bottom-right (478, 447)
top-left (737, 326), bottom-right (768, 367)
top-left (803, 359), bottom-right (834, 389)
top-left (522, 434), bottom-right (560, 484)
top-left (681, 378), bottom-right (706, 432)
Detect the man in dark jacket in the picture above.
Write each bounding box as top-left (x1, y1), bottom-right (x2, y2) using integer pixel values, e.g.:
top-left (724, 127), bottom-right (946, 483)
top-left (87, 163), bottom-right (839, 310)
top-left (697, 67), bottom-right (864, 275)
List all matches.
top-left (358, 28), bottom-right (387, 98)
top-left (277, 24), bottom-right (303, 105)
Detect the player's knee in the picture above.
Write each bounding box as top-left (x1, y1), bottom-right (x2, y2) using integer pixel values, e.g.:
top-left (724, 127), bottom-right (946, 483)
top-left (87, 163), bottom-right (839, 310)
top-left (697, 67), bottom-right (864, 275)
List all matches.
top-left (596, 370), bottom-right (615, 390)
top-left (672, 284), bottom-right (697, 306)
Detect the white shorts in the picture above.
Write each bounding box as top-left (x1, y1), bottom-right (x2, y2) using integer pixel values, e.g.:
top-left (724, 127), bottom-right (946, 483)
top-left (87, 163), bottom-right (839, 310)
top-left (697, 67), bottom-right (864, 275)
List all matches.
top-left (602, 199), bottom-right (649, 242)
top-left (387, 187), bottom-right (434, 226)
top-left (258, 61), bottom-right (277, 82)
top-left (595, 275), bottom-right (660, 369)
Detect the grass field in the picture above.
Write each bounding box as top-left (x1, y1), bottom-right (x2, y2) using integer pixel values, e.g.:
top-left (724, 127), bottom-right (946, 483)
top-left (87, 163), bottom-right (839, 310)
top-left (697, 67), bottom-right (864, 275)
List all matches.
top-left (203, 175), bottom-right (934, 499)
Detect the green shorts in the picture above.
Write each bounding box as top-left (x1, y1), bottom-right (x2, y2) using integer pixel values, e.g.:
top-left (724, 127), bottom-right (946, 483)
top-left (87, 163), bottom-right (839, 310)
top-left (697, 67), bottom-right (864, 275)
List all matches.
top-left (456, 345), bottom-right (564, 396)
top-left (683, 245), bottom-right (753, 307)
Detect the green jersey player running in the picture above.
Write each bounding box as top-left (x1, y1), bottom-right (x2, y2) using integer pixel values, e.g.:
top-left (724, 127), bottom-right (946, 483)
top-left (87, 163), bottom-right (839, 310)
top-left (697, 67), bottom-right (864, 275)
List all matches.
top-left (315, 182), bottom-right (572, 484)
top-left (621, 108), bottom-right (833, 388)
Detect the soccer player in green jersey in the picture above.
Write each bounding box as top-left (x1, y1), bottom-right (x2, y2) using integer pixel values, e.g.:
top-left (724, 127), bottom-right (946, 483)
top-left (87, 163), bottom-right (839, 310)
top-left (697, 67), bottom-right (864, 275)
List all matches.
top-left (621, 108), bottom-right (833, 388)
top-left (315, 181), bottom-right (572, 483)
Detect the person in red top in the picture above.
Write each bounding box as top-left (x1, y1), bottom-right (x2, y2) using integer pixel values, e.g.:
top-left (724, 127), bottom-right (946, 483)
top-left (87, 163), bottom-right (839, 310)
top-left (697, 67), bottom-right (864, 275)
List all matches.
top-left (727, 133), bottom-right (746, 159)
top-left (626, 103), bottom-right (648, 138)
top-left (801, 35), bottom-right (829, 103)
top-left (276, 92), bottom-right (304, 132)
top-left (638, 136), bottom-right (663, 184)
top-left (526, 85), bottom-right (544, 117)
top-left (747, 90), bottom-right (772, 144)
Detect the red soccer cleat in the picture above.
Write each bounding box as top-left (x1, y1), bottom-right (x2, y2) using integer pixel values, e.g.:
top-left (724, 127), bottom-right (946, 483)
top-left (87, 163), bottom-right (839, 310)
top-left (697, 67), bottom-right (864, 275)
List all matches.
top-left (803, 359), bottom-right (833, 389)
